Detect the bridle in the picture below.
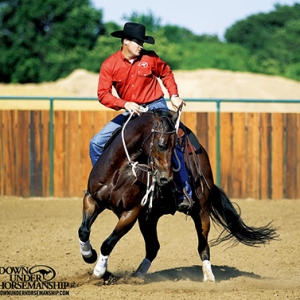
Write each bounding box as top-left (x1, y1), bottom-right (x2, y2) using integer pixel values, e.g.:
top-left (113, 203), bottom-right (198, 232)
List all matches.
top-left (142, 116), bottom-right (176, 167)
top-left (121, 111), bottom-right (177, 210)
top-left (122, 111), bottom-right (176, 169)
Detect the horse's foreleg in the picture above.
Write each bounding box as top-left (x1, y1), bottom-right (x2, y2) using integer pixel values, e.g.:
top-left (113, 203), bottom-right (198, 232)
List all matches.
top-left (192, 205), bottom-right (215, 282)
top-left (93, 207), bottom-right (140, 278)
top-left (78, 191), bottom-right (103, 264)
top-left (133, 214), bottom-right (160, 278)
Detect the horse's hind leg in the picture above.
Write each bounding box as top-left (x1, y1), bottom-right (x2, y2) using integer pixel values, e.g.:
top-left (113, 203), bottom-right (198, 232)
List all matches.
top-left (192, 200), bottom-right (215, 282)
top-left (78, 191), bottom-right (103, 264)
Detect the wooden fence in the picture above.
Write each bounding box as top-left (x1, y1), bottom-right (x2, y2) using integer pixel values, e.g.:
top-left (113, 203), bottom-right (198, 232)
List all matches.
top-left (0, 109), bottom-right (299, 199)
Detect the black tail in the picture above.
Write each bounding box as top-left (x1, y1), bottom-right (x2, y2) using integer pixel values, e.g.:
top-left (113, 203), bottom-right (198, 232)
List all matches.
top-left (210, 185), bottom-right (278, 247)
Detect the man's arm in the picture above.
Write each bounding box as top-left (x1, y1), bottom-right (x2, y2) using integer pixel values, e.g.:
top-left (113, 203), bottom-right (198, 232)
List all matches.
top-left (97, 61), bottom-right (126, 110)
top-left (153, 54), bottom-right (185, 110)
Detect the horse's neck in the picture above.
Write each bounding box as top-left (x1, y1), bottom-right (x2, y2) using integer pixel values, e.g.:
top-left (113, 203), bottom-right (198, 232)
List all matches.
top-left (104, 114), bottom-right (153, 171)
top-left (120, 118), bottom-right (150, 153)
top-left (108, 128), bottom-right (146, 167)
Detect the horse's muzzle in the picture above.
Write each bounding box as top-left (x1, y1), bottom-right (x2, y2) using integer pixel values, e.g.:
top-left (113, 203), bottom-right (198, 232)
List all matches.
top-left (156, 171), bottom-right (172, 187)
top-left (158, 177), bottom-right (169, 186)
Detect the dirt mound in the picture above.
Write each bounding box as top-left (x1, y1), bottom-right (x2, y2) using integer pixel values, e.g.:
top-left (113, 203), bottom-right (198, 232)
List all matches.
top-left (174, 69), bottom-right (300, 99)
top-left (1, 68), bottom-right (300, 99)
top-left (55, 69), bottom-right (99, 97)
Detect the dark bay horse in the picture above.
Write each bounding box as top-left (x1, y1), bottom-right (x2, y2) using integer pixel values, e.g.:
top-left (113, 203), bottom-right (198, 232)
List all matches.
top-left (78, 108), bottom-right (277, 282)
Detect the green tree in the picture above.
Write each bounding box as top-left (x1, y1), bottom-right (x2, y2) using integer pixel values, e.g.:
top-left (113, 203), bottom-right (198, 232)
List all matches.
top-left (225, 4), bottom-right (300, 52)
top-left (271, 19), bottom-right (300, 65)
top-left (224, 3), bottom-right (300, 77)
top-left (0, 0), bottom-right (104, 82)
top-left (82, 34), bottom-right (121, 72)
top-left (174, 41), bottom-right (250, 71)
top-left (122, 10), bottom-right (162, 32)
top-left (160, 25), bottom-right (220, 44)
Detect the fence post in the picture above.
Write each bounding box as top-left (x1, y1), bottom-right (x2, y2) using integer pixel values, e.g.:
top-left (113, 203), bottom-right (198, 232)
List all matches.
top-left (216, 100), bottom-right (221, 187)
top-left (49, 98), bottom-right (54, 196)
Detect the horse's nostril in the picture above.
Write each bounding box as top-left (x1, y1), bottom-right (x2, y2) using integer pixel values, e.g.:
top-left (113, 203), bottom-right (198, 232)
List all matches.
top-left (159, 177), bottom-right (169, 186)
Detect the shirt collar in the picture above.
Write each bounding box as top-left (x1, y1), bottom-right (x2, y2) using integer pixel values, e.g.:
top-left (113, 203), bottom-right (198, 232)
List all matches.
top-left (118, 47), bottom-right (142, 63)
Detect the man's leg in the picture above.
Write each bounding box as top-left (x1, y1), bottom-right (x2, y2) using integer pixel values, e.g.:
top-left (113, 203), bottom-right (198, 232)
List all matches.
top-left (146, 98), bottom-right (169, 111)
top-left (172, 144), bottom-right (193, 212)
top-left (90, 113), bottom-right (127, 166)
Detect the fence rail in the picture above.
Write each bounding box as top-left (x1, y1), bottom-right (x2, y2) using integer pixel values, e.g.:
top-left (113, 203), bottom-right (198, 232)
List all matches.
top-left (1, 96), bottom-right (300, 199)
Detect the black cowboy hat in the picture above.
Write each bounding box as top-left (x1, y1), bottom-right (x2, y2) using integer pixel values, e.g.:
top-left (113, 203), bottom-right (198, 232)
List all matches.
top-left (111, 22), bottom-right (155, 44)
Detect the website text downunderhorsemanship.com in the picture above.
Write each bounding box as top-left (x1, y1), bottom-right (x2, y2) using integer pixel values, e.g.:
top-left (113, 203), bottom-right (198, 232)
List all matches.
top-left (0, 265), bottom-right (74, 297)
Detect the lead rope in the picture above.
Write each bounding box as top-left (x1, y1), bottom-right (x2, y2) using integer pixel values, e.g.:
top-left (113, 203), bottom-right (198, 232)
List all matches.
top-left (121, 111), bottom-right (141, 177)
top-left (141, 128), bottom-right (156, 209)
top-left (172, 149), bottom-right (181, 172)
top-left (121, 111), bottom-right (135, 164)
top-left (121, 109), bottom-right (154, 208)
top-left (121, 108), bottom-right (150, 174)
top-left (141, 172), bottom-right (156, 210)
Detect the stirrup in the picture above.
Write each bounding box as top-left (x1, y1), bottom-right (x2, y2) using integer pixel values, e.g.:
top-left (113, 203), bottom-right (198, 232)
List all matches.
top-left (177, 188), bottom-right (194, 212)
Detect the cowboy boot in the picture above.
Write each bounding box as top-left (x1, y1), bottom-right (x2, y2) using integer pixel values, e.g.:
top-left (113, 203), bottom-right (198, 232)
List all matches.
top-left (177, 188), bottom-right (194, 212)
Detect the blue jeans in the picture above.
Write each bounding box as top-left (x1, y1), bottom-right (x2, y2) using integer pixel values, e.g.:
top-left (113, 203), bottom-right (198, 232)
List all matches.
top-left (90, 98), bottom-right (192, 198)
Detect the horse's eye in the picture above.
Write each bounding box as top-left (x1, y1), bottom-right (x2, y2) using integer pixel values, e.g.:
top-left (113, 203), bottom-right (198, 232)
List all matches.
top-left (157, 142), bottom-right (168, 152)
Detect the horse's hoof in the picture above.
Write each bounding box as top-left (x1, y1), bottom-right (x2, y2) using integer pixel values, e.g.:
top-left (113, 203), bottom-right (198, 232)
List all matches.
top-left (93, 265), bottom-right (106, 278)
top-left (132, 271), bottom-right (145, 279)
top-left (202, 260), bottom-right (215, 282)
top-left (203, 274), bottom-right (215, 282)
top-left (93, 253), bottom-right (108, 278)
top-left (82, 249), bottom-right (97, 264)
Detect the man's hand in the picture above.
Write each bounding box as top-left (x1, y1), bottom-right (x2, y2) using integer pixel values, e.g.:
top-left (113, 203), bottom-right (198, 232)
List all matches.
top-left (171, 95), bottom-right (185, 111)
top-left (124, 102), bottom-right (141, 115)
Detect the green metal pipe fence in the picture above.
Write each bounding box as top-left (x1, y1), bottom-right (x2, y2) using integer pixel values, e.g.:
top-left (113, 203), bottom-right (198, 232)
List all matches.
top-left (1, 96), bottom-right (300, 196)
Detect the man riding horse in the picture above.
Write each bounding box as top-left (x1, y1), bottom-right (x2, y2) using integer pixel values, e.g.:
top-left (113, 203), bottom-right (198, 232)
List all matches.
top-left (90, 22), bottom-right (193, 212)
top-left (78, 23), bottom-right (277, 282)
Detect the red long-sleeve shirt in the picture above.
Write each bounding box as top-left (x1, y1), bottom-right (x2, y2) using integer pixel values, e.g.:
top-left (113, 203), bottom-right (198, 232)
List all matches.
top-left (97, 48), bottom-right (178, 110)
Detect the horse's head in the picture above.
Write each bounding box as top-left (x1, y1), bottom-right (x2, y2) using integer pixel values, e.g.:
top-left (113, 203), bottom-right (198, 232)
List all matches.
top-left (140, 109), bottom-right (180, 186)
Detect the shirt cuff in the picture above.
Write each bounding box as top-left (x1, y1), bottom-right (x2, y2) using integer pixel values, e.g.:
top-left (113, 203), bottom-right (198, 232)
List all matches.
top-left (115, 98), bottom-right (127, 109)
